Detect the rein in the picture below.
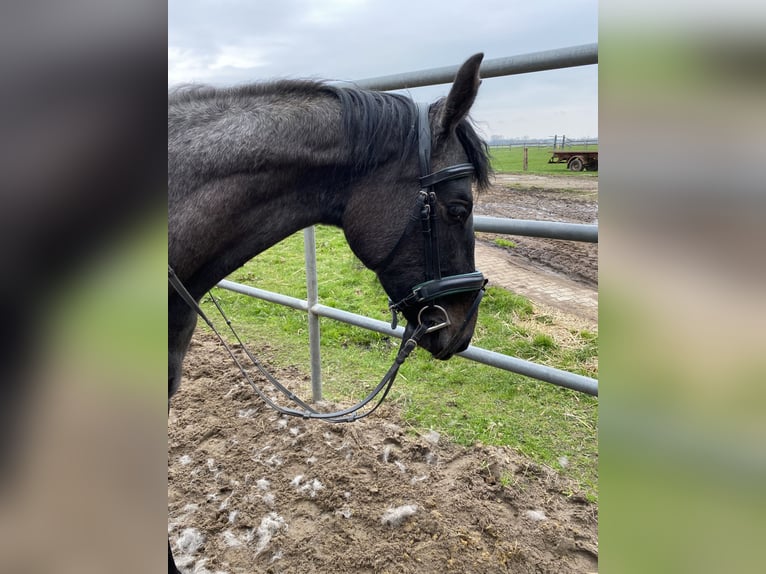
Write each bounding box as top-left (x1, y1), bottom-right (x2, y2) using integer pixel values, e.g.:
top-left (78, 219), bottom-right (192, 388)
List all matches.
top-left (168, 101), bottom-right (487, 422)
top-left (169, 265), bottom-right (424, 422)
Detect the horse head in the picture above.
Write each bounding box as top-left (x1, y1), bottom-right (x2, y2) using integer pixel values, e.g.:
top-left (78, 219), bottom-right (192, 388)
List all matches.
top-left (343, 53), bottom-right (490, 360)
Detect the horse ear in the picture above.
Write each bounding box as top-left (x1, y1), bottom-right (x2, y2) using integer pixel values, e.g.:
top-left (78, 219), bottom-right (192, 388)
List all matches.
top-left (436, 52), bottom-right (484, 138)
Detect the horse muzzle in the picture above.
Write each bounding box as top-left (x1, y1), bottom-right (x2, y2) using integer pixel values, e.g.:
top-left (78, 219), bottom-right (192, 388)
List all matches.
top-left (391, 271), bottom-right (487, 360)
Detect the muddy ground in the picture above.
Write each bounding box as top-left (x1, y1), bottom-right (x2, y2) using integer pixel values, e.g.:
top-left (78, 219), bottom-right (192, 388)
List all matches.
top-left (168, 174), bottom-right (599, 573)
top-left (475, 173), bottom-right (598, 287)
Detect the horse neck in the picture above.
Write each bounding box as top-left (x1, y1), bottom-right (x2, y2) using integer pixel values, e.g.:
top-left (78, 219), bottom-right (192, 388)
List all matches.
top-left (168, 94), bottom-right (351, 298)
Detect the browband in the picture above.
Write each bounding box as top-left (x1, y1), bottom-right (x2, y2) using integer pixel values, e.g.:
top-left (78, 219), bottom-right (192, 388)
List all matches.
top-left (419, 163), bottom-right (475, 188)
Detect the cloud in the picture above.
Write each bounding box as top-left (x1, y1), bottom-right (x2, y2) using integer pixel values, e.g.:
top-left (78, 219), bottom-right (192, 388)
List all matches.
top-left (168, 0), bottom-right (598, 137)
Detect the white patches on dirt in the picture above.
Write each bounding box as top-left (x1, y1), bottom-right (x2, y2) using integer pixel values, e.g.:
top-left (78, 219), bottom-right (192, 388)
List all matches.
top-left (254, 512), bottom-right (287, 556)
top-left (303, 479), bottom-right (324, 497)
top-left (169, 503), bottom-right (200, 533)
top-left (291, 475), bottom-right (324, 498)
top-left (381, 505), bottom-right (418, 527)
top-left (261, 492), bottom-right (276, 507)
top-left (206, 458), bottom-right (222, 478)
top-left (251, 445), bottom-right (286, 468)
top-left (423, 430), bottom-right (441, 445)
top-left (169, 333), bottom-right (598, 573)
top-left (254, 477), bottom-right (276, 507)
top-left (176, 527), bottom-right (205, 555)
top-left (221, 527), bottom-right (254, 549)
top-left (221, 530), bottom-right (243, 547)
top-left (218, 492), bottom-right (233, 510)
top-left (525, 509), bottom-right (548, 522)
top-left (265, 454), bottom-right (284, 467)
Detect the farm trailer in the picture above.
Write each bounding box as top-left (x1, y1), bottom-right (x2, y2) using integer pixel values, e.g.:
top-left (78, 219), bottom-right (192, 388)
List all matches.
top-left (548, 150), bottom-right (598, 171)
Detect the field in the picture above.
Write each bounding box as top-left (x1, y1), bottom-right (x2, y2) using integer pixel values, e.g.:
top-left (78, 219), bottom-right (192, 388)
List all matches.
top-left (168, 170), bottom-right (599, 573)
top-left (489, 146), bottom-right (599, 175)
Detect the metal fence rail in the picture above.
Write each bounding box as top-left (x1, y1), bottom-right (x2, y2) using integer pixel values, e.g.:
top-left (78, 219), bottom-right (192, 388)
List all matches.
top-left (475, 216), bottom-right (598, 243)
top-left (351, 43), bottom-right (598, 90)
top-left (216, 44), bottom-right (599, 399)
top-left (218, 278), bottom-right (598, 397)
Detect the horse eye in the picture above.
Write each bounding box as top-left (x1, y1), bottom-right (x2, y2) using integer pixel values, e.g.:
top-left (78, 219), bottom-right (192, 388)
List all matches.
top-left (448, 204), bottom-right (469, 220)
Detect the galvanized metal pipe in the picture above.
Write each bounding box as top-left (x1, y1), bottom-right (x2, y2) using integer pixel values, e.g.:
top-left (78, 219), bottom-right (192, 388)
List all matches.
top-left (217, 279), bottom-right (307, 310)
top-left (351, 43), bottom-right (598, 91)
top-left (303, 227), bottom-right (323, 402)
top-left (458, 346), bottom-right (598, 396)
top-left (214, 279), bottom-right (599, 396)
top-left (474, 216), bottom-right (598, 243)
top-left (312, 303), bottom-right (597, 396)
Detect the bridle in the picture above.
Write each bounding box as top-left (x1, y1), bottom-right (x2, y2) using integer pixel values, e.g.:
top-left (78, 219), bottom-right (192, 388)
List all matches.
top-left (168, 101), bottom-right (486, 422)
top-left (384, 103), bottom-right (487, 358)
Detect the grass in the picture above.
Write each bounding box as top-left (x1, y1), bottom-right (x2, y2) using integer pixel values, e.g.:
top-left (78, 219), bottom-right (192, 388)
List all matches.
top-left (489, 145), bottom-right (598, 175)
top-left (494, 238), bottom-right (517, 249)
top-left (202, 225), bottom-right (598, 499)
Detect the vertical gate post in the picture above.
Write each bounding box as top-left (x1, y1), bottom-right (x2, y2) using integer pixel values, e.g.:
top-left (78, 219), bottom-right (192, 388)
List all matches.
top-left (303, 226), bottom-right (322, 401)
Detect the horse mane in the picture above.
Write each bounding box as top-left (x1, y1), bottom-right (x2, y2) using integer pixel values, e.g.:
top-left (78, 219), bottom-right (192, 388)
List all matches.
top-left (449, 102), bottom-right (492, 191)
top-left (168, 80), bottom-right (490, 189)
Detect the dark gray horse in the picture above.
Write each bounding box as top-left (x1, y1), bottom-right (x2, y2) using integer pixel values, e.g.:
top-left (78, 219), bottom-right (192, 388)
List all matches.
top-left (168, 53), bottom-right (489, 572)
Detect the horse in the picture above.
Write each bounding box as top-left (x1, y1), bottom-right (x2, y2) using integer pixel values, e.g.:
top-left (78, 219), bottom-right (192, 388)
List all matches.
top-left (168, 53), bottom-right (490, 573)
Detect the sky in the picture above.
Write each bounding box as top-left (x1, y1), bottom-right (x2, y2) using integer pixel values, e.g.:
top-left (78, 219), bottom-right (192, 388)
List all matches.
top-left (168, 0), bottom-right (598, 140)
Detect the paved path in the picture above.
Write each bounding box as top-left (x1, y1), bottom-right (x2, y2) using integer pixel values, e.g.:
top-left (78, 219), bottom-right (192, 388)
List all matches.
top-left (475, 242), bottom-right (598, 327)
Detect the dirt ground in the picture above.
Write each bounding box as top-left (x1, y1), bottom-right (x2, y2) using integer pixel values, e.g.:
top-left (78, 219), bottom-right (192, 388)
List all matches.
top-left (168, 174), bottom-right (599, 573)
top-left (475, 173), bottom-right (598, 287)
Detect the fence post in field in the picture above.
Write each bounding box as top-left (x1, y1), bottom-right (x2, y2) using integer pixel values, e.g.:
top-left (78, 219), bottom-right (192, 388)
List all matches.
top-left (523, 146), bottom-right (528, 171)
top-left (553, 134), bottom-right (558, 149)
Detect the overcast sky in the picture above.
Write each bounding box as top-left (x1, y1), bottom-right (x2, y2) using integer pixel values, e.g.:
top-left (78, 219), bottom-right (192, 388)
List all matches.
top-left (168, 0), bottom-right (598, 140)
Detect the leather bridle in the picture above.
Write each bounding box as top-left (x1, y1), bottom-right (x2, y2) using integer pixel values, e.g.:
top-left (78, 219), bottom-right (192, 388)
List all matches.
top-left (168, 101), bottom-right (487, 421)
top-left (385, 103), bottom-right (487, 358)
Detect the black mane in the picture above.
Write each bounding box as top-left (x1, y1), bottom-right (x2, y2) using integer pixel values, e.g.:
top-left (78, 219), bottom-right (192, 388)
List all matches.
top-left (168, 80), bottom-right (490, 188)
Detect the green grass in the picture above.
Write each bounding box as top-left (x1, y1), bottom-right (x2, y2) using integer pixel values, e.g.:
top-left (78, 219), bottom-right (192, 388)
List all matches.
top-left (489, 145), bottom-right (599, 175)
top-left (204, 225), bottom-right (598, 498)
top-left (494, 237), bottom-right (517, 249)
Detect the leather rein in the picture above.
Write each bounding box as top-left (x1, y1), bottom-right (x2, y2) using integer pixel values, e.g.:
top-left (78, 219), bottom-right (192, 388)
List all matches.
top-left (168, 102), bottom-right (486, 422)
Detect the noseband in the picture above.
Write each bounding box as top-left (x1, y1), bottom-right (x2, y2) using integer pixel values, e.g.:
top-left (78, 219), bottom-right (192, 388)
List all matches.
top-left (385, 104), bottom-right (487, 356)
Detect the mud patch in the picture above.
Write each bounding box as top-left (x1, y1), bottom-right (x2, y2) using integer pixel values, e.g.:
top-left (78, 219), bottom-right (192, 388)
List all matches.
top-left (475, 175), bottom-right (598, 287)
top-left (169, 334), bottom-right (598, 573)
